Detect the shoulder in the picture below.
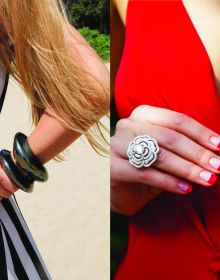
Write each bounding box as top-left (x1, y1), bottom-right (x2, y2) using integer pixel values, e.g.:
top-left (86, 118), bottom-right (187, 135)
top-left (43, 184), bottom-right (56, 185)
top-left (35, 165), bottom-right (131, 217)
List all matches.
top-left (112, 0), bottom-right (129, 25)
top-left (66, 24), bottom-right (109, 89)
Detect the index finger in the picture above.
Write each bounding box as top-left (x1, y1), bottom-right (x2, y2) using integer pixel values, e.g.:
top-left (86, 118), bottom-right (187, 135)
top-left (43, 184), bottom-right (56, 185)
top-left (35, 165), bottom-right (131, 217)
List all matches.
top-left (130, 105), bottom-right (220, 152)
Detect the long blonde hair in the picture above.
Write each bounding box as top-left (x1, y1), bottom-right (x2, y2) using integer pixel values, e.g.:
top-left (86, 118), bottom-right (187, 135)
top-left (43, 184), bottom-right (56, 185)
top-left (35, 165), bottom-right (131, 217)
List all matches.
top-left (0, 0), bottom-right (109, 159)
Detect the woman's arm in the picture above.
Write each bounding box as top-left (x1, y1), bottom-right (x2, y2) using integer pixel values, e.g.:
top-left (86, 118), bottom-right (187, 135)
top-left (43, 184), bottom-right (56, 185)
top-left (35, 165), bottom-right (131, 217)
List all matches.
top-left (0, 26), bottom-right (109, 197)
top-left (27, 109), bottom-right (80, 164)
top-left (28, 25), bottom-right (109, 164)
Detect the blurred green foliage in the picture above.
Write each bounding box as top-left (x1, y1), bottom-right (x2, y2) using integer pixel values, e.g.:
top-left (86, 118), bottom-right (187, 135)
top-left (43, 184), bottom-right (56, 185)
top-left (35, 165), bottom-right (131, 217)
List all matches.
top-left (63, 0), bottom-right (110, 34)
top-left (63, 0), bottom-right (110, 60)
top-left (78, 27), bottom-right (110, 61)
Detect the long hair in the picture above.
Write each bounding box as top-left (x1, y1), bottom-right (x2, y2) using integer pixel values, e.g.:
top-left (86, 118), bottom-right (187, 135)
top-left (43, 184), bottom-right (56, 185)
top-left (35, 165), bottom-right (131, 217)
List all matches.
top-left (0, 0), bottom-right (109, 159)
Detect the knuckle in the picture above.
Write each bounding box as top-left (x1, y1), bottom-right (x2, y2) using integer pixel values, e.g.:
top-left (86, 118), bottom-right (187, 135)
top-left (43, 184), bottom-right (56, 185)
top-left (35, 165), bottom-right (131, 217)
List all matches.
top-left (198, 126), bottom-right (209, 141)
top-left (185, 163), bottom-right (195, 178)
top-left (164, 129), bottom-right (178, 147)
top-left (194, 148), bottom-right (207, 163)
top-left (157, 149), bottom-right (168, 164)
top-left (161, 174), bottom-right (170, 190)
top-left (116, 118), bottom-right (131, 132)
top-left (130, 105), bottom-right (149, 119)
top-left (173, 113), bottom-right (191, 126)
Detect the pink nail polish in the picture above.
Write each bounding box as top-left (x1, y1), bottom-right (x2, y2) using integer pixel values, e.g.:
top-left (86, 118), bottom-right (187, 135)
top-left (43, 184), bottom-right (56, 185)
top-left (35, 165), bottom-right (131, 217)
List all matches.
top-left (209, 158), bottom-right (220, 171)
top-left (177, 182), bottom-right (192, 193)
top-left (200, 171), bottom-right (217, 184)
top-left (210, 136), bottom-right (220, 148)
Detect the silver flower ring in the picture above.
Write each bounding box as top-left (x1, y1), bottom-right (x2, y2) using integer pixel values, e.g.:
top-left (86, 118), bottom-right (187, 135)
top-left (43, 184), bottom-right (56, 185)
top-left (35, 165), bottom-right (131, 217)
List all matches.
top-left (127, 135), bottom-right (159, 168)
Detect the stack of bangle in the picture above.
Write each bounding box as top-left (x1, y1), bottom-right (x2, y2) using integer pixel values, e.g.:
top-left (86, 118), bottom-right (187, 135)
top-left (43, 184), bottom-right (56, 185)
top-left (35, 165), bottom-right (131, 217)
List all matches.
top-left (0, 132), bottom-right (48, 193)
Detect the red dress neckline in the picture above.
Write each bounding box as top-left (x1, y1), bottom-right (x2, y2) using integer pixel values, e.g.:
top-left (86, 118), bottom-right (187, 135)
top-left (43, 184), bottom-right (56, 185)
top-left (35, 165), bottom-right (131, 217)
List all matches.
top-left (114, 1), bottom-right (220, 279)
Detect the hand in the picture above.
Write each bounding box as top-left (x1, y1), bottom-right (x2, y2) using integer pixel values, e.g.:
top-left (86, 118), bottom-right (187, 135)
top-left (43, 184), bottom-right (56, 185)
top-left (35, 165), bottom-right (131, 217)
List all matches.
top-left (0, 152), bottom-right (19, 199)
top-left (111, 105), bottom-right (220, 215)
top-left (0, 166), bottom-right (18, 199)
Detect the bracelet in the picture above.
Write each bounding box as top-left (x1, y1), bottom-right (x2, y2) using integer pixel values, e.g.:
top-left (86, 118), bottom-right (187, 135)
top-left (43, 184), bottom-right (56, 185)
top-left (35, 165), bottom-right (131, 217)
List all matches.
top-left (13, 132), bottom-right (48, 182)
top-left (0, 150), bottom-right (34, 193)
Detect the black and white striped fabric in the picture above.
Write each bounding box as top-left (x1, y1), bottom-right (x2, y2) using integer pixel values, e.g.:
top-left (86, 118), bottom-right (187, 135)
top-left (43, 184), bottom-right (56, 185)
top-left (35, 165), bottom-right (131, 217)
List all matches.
top-left (0, 68), bottom-right (52, 280)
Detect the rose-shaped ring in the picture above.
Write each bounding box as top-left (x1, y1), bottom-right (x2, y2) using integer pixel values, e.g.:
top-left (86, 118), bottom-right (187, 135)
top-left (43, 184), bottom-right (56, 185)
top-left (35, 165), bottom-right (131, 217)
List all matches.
top-left (127, 135), bottom-right (159, 168)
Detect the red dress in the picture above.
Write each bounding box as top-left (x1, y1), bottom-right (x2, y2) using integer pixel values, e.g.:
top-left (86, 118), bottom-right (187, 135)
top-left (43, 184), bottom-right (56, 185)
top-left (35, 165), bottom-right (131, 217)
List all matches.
top-left (114, 1), bottom-right (220, 279)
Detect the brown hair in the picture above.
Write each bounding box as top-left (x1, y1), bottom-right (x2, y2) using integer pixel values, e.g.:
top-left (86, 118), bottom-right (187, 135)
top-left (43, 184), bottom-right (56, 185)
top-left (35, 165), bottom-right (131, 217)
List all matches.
top-left (0, 0), bottom-right (109, 158)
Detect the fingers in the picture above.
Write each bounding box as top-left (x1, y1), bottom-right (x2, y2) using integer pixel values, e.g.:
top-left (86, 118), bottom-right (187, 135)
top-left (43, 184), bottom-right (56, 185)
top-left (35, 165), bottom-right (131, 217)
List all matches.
top-left (112, 135), bottom-right (218, 187)
top-left (0, 168), bottom-right (17, 198)
top-left (130, 105), bottom-right (220, 152)
top-left (113, 121), bottom-right (220, 176)
top-left (111, 157), bottom-right (193, 194)
top-left (132, 122), bottom-right (220, 174)
top-left (0, 187), bottom-right (12, 198)
top-left (154, 148), bottom-right (217, 186)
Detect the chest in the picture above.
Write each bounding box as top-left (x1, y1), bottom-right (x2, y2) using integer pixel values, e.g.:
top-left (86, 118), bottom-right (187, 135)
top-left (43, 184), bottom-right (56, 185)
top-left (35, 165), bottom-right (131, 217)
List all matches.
top-left (115, 0), bottom-right (220, 133)
top-left (183, 0), bottom-right (220, 95)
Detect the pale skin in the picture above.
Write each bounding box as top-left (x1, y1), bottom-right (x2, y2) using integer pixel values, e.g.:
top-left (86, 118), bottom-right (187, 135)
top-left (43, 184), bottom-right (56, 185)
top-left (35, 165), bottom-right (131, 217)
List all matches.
top-left (0, 25), bottom-right (109, 198)
top-left (111, 0), bottom-right (220, 215)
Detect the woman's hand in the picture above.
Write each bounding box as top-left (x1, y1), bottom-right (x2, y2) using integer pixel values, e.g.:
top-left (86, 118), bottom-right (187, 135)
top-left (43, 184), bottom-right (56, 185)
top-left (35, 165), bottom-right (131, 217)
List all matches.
top-left (0, 152), bottom-right (22, 199)
top-left (111, 105), bottom-right (220, 215)
top-left (0, 166), bottom-right (18, 199)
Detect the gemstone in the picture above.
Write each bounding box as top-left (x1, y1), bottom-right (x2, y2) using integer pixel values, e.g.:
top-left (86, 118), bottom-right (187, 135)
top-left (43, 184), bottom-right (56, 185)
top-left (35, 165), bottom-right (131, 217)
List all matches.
top-left (135, 144), bottom-right (144, 154)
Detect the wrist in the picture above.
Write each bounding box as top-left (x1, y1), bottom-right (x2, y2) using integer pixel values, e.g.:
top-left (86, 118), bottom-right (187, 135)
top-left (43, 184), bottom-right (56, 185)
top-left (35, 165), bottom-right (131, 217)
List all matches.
top-left (10, 151), bottom-right (29, 177)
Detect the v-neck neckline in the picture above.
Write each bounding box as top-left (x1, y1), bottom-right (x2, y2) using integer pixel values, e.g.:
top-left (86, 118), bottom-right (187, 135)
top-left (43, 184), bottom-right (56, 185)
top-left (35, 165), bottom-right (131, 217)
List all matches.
top-left (180, 0), bottom-right (220, 99)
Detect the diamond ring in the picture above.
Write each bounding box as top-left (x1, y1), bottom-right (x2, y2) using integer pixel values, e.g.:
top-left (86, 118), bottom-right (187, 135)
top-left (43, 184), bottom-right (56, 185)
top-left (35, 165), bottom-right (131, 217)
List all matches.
top-left (127, 135), bottom-right (159, 168)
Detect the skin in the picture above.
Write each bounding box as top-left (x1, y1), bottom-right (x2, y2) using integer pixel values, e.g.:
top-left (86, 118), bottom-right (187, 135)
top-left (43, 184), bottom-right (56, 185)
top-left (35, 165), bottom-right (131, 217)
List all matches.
top-left (111, 0), bottom-right (220, 215)
top-left (0, 25), bottom-right (109, 198)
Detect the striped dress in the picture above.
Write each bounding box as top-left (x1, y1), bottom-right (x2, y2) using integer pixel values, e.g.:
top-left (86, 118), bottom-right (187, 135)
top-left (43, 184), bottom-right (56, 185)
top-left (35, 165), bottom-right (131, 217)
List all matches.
top-left (0, 68), bottom-right (51, 279)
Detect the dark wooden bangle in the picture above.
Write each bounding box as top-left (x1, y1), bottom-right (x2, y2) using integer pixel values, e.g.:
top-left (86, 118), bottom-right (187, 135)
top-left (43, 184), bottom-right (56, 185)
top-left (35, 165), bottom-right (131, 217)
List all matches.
top-left (13, 133), bottom-right (48, 182)
top-left (0, 150), bottom-right (34, 193)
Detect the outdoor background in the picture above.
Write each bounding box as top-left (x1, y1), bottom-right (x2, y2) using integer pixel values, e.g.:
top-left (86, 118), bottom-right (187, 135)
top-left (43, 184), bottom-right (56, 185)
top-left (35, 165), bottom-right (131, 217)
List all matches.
top-left (0, 1), bottom-right (110, 279)
top-left (64, 0), bottom-right (110, 61)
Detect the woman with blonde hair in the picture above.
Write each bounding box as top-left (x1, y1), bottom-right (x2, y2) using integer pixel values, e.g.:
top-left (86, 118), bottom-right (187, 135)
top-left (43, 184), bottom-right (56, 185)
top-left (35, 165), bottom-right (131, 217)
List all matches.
top-left (0, 0), bottom-right (109, 278)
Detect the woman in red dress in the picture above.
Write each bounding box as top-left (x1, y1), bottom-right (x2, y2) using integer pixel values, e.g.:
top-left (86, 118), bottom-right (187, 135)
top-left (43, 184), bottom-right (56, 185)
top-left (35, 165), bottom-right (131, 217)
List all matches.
top-left (111, 0), bottom-right (220, 279)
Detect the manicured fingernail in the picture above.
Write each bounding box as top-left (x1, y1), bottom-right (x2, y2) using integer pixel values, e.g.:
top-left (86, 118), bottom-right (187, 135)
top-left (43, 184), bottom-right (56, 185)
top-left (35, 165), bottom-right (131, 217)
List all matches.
top-left (210, 136), bottom-right (220, 148)
top-left (177, 182), bottom-right (192, 193)
top-left (200, 171), bottom-right (217, 184)
top-left (209, 158), bottom-right (220, 171)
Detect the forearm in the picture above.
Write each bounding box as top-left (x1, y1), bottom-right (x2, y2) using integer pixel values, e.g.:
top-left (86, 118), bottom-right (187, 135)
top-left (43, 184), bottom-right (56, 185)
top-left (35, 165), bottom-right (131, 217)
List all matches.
top-left (27, 109), bottom-right (80, 164)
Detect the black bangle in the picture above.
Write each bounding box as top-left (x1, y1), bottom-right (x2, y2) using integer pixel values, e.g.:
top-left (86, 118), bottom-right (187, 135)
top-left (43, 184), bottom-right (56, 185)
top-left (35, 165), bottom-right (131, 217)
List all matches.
top-left (13, 133), bottom-right (48, 182)
top-left (0, 150), bottom-right (34, 193)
